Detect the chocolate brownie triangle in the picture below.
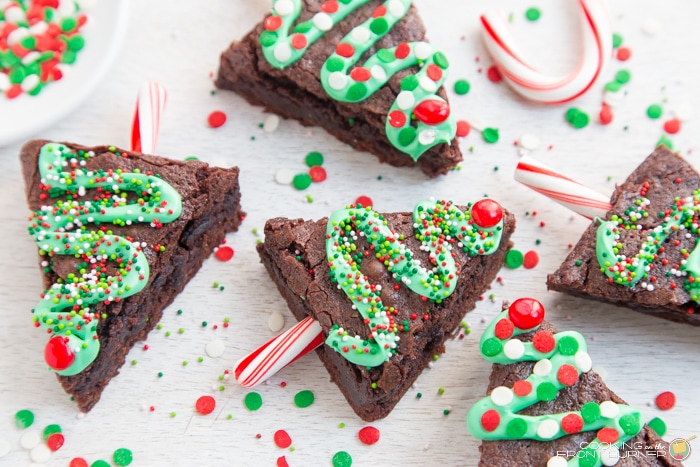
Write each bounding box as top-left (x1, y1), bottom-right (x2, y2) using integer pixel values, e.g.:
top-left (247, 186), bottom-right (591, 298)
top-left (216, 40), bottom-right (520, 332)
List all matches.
top-left (257, 199), bottom-right (515, 421)
top-left (467, 299), bottom-right (682, 467)
top-left (216, 0), bottom-right (463, 177)
top-left (22, 140), bottom-right (244, 411)
top-left (547, 146), bottom-right (700, 326)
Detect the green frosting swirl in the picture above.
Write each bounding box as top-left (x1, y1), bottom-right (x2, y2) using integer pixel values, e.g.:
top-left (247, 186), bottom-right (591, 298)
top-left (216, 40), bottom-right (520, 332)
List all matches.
top-left (28, 143), bottom-right (182, 376)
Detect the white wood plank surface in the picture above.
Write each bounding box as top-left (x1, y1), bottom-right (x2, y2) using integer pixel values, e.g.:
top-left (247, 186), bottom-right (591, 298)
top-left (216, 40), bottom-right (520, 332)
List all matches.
top-left (0, 1), bottom-right (699, 466)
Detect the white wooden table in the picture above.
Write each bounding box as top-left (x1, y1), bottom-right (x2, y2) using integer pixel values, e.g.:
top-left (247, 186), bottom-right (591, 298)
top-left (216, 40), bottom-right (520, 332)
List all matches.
top-left (1, 1), bottom-right (699, 466)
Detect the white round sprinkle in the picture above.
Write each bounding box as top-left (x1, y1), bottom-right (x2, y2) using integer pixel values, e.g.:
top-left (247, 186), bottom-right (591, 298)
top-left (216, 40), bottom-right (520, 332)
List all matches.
top-left (574, 351), bottom-right (592, 372)
top-left (328, 71), bottom-right (348, 90)
top-left (205, 339), bottom-right (225, 358)
top-left (387, 0), bottom-right (406, 17)
top-left (600, 446), bottom-right (621, 466)
top-left (20, 430), bottom-right (41, 450)
top-left (419, 76), bottom-right (437, 92)
top-left (536, 419), bottom-right (559, 439)
top-left (641, 18), bottom-right (660, 35)
top-left (533, 358), bottom-right (552, 376)
top-left (313, 12), bottom-right (333, 31)
top-left (274, 168), bottom-right (295, 185)
top-left (263, 114), bottom-right (280, 133)
top-left (29, 21), bottom-right (48, 35)
top-left (273, 43), bottom-right (292, 63)
top-left (351, 26), bottom-right (371, 43)
top-left (4, 5), bottom-right (24, 23)
top-left (603, 90), bottom-right (624, 108)
top-left (268, 311), bottom-right (285, 332)
top-left (600, 401), bottom-right (620, 418)
top-left (414, 42), bottom-right (432, 60)
top-left (504, 339), bottom-right (525, 359)
top-left (21, 74), bottom-right (40, 92)
top-left (547, 456), bottom-right (568, 467)
top-left (519, 133), bottom-right (540, 151)
top-left (0, 73), bottom-right (10, 92)
top-left (418, 129), bottom-right (435, 146)
top-left (21, 51), bottom-right (41, 65)
top-left (30, 443), bottom-right (52, 464)
top-left (671, 102), bottom-right (694, 121)
top-left (7, 26), bottom-right (29, 46)
top-left (397, 91), bottom-right (415, 110)
top-left (0, 439), bottom-right (10, 458)
top-left (490, 386), bottom-right (513, 407)
top-left (370, 64), bottom-right (387, 81)
top-left (274, 0), bottom-right (294, 16)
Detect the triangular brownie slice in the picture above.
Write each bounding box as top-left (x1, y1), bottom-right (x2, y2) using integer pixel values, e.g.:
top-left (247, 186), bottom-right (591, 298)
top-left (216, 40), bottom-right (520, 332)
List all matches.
top-left (216, 0), bottom-right (462, 177)
top-left (22, 140), bottom-right (244, 411)
top-left (257, 198), bottom-right (515, 420)
top-left (467, 299), bottom-right (682, 467)
top-left (547, 146), bottom-right (700, 326)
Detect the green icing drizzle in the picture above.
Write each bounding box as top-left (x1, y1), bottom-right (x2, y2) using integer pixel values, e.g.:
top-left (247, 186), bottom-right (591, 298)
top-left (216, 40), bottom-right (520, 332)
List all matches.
top-left (260, 0), bottom-right (456, 161)
top-left (595, 186), bottom-right (700, 303)
top-left (28, 143), bottom-right (182, 376)
top-left (466, 300), bottom-right (643, 467)
top-left (325, 199), bottom-right (504, 367)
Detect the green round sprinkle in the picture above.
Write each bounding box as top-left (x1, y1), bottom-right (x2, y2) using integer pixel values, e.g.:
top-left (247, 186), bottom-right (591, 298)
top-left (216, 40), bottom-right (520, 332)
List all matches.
top-left (557, 336), bottom-right (579, 355)
top-left (482, 127), bottom-right (500, 143)
top-left (292, 173), bottom-right (312, 190)
top-left (581, 402), bottom-right (601, 423)
top-left (369, 17), bottom-right (388, 35)
top-left (443, 409), bottom-right (451, 415)
top-left (400, 75), bottom-right (419, 91)
top-left (68, 35), bottom-right (85, 51)
top-left (565, 107), bottom-right (579, 123)
top-left (184, 156), bottom-right (199, 161)
top-left (578, 449), bottom-right (598, 467)
top-left (648, 417), bottom-right (667, 436)
top-left (131, 359), bottom-right (137, 365)
top-left (61, 17), bottom-right (77, 32)
top-left (113, 448), bottom-right (134, 466)
top-left (170, 412), bottom-right (177, 417)
top-left (377, 49), bottom-right (395, 63)
top-left (91, 461), bottom-right (111, 467)
top-left (575, 260), bottom-right (583, 266)
top-left (619, 414), bottom-right (641, 436)
top-left (8, 67), bottom-right (25, 84)
top-left (605, 81), bottom-right (622, 92)
top-left (326, 56), bottom-right (345, 72)
top-left (293, 21), bottom-right (312, 34)
top-left (454, 79), bottom-right (471, 95)
top-left (15, 409), bottom-right (34, 429)
top-left (433, 51), bottom-right (449, 69)
top-left (567, 109), bottom-right (590, 129)
top-left (244, 392), bottom-right (263, 411)
top-left (646, 104), bottom-right (663, 119)
top-left (437, 387), bottom-right (445, 395)
top-left (338, 423), bottom-right (346, 428)
top-left (294, 389), bottom-right (315, 408)
top-left (61, 49), bottom-right (77, 64)
top-left (506, 418), bottom-right (528, 437)
top-left (158, 372), bottom-right (163, 378)
top-left (536, 382), bottom-right (558, 401)
top-left (20, 36), bottom-right (37, 49)
top-left (332, 451), bottom-right (353, 467)
top-left (481, 337), bottom-right (503, 357)
top-left (612, 32), bottom-right (623, 48)
top-left (615, 69), bottom-right (631, 84)
top-left (305, 151), bottom-right (324, 167)
top-left (43, 424), bottom-right (61, 440)
top-left (525, 7), bottom-right (541, 21)
top-left (260, 31), bottom-right (278, 47)
top-left (398, 127), bottom-right (417, 146)
top-left (347, 82), bottom-right (367, 100)
top-left (505, 249), bottom-right (524, 268)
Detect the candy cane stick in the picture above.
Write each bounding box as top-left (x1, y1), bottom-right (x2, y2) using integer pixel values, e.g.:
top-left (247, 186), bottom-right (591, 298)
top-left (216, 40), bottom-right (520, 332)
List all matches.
top-left (480, 0), bottom-right (612, 104)
top-left (514, 155), bottom-right (612, 219)
top-left (234, 316), bottom-right (324, 388)
top-left (131, 81), bottom-right (167, 154)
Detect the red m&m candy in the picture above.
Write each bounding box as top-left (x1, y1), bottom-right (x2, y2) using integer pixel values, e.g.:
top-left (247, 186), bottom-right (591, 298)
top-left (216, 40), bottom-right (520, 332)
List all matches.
top-left (471, 199), bottom-right (503, 228)
top-left (45, 336), bottom-right (75, 371)
top-left (413, 99), bottom-right (450, 125)
top-left (508, 298), bottom-right (545, 330)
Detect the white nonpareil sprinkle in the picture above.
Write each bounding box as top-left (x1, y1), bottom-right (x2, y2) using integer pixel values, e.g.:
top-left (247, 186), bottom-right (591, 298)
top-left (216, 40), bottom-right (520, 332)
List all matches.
top-left (205, 339), bottom-right (226, 358)
top-left (268, 311), bottom-right (285, 332)
top-left (274, 168), bottom-right (295, 185)
top-left (30, 444), bottom-right (52, 464)
top-left (263, 114), bottom-right (280, 133)
top-left (20, 430), bottom-right (41, 450)
top-left (519, 133), bottom-right (540, 151)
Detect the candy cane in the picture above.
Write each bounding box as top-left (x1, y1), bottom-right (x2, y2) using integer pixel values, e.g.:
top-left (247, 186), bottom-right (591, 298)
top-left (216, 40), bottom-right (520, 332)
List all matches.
top-left (234, 317), bottom-right (324, 388)
top-left (514, 155), bottom-right (612, 219)
top-left (131, 81), bottom-right (167, 154)
top-left (480, 0), bottom-right (612, 104)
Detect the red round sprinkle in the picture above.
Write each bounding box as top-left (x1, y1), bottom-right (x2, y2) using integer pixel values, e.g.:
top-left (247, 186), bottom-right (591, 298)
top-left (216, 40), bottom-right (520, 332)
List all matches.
top-left (358, 426), bottom-right (380, 445)
top-left (195, 395), bottom-right (216, 415)
top-left (355, 195), bottom-right (373, 208)
top-left (487, 65), bottom-right (502, 82)
top-left (309, 166), bottom-right (327, 182)
top-left (481, 409), bottom-right (500, 431)
top-left (321, 0), bottom-right (339, 13)
top-left (523, 250), bottom-right (540, 269)
top-left (215, 245), bottom-right (235, 261)
top-left (512, 380), bottom-right (532, 397)
top-left (508, 298), bottom-right (545, 330)
top-left (597, 427), bottom-right (620, 444)
top-left (470, 198), bottom-right (503, 228)
top-left (532, 331), bottom-right (555, 353)
top-left (208, 110), bottom-right (227, 128)
top-left (264, 16), bottom-right (282, 31)
top-left (557, 363), bottom-right (579, 387)
top-left (372, 5), bottom-right (386, 17)
top-left (494, 318), bottom-right (514, 340)
top-left (655, 391), bottom-right (676, 410)
top-left (70, 458), bottom-right (89, 467)
top-left (350, 67), bottom-right (371, 82)
top-left (291, 33), bottom-right (307, 50)
top-left (616, 46), bottom-right (632, 61)
top-left (664, 118), bottom-right (681, 134)
top-left (274, 429), bottom-right (292, 449)
top-left (426, 64), bottom-right (443, 81)
top-left (336, 42), bottom-right (355, 58)
top-left (599, 104), bottom-right (613, 125)
top-left (277, 456), bottom-right (290, 467)
top-left (388, 110), bottom-right (407, 128)
top-left (47, 432), bottom-right (65, 451)
top-left (395, 42), bottom-right (410, 59)
top-left (562, 413), bottom-right (584, 434)
top-left (6, 84), bottom-right (23, 99)
top-left (456, 120), bottom-right (471, 137)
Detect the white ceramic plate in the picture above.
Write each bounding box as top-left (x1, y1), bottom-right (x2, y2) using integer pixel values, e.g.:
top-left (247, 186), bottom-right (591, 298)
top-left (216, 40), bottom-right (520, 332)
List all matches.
top-left (0, 0), bottom-right (129, 146)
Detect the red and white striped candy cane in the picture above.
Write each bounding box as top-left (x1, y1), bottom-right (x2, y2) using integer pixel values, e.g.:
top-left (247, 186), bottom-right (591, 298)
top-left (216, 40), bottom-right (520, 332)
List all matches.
top-left (514, 155), bottom-right (612, 219)
top-left (234, 316), bottom-right (324, 388)
top-left (131, 81), bottom-right (167, 154)
top-left (481, 0), bottom-right (612, 104)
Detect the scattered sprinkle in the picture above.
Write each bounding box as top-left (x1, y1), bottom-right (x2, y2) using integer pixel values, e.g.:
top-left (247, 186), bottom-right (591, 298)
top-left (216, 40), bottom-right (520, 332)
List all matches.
top-left (205, 339), bottom-right (226, 358)
top-left (518, 133), bottom-right (540, 151)
top-left (277, 456), bottom-right (290, 467)
top-left (274, 430), bottom-right (293, 449)
top-left (486, 66), bottom-right (502, 83)
top-left (91, 460), bottom-right (111, 467)
top-left (565, 107), bottom-right (589, 129)
top-left (332, 451), bottom-right (353, 467)
top-left (647, 417), bottom-right (667, 436)
top-left (309, 165), bottom-right (327, 182)
top-left (15, 409), bottom-right (34, 429)
top-left (207, 110), bottom-right (227, 128)
top-left (663, 118), bottom-right (681, 134)
top-left (268, 312), bottom-right (285, 332)
top-left (616, 46), bottom-right (631, 61)
top-left (46, 432), bottom-right (64, 451)
top-left (612, 33), bottom-right (623, 48)
top-left (456, 120), bottom-right (471, 137)
top-left (292, 172), bottom-right (312, 190)
top-left (523, 250), bottom-right (540, 269)
top-left (215, 245), bottom-right (235, 261)
top-left (505, 249), bottom-right (524, 268)
top-left (19, 430), bottom-right (41, 450)
top-left (358, 426), bottom-right (380, 445)
top-left (30, 443), bottom-right (52, 464)
top-left (655, 391), bottom-right (676, 410)
top-left (196, 395), bottom-right (217, 415)
top-left (482, 127), bottom-right (500, 143)
top-left (275, 168), bottom-right (296, 185)
top-left (70, 458), bottom-right (89, 467)
top-left (305, 151), bottom-right (324, 167)
top-left (355, 195), bottom-right (373, 208)
top-left (525, 7), bottom-right (541, 21)
top-left (244, 392), bottom-right (263, 411)
top-left (113, 448), bottom-right (134, 466)
top-left (294, 390), bottom-right (315, 408)
top-left (454, 79), bottom-right (470, 95)
top-left (263, 114), bottom-right (281, 132)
